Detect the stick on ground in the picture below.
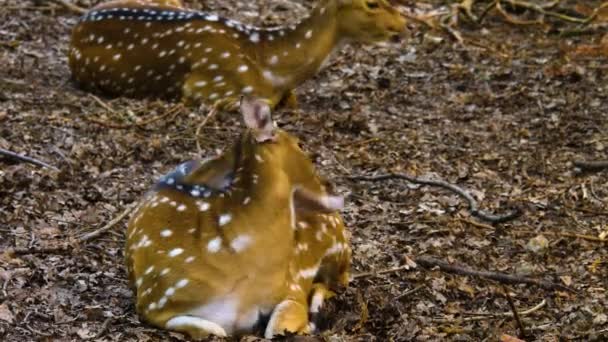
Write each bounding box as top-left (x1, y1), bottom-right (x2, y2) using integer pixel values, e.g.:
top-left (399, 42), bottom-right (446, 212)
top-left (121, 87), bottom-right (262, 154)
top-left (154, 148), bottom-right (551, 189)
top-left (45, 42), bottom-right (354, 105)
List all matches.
top-left (433, 299), bottom-right (546, 323)
top-left (349, 172), bottom-right (520, 223)
top-left (49, 0), bottom-right (86, 14)
top-left (502, 285), bottom-right (527, 338)
top-left (10, 201), bottom-right (138, 256)
top-left (78, 201), bottom-right (139, 242)
top-left (416, 256), bottom-right (576, 293)
top-left (573, 160), bottom-right (608, 173)
top-left (0, 147), bottom-right (59, 171)
top-left (196, 103), bottom-right (220, 155)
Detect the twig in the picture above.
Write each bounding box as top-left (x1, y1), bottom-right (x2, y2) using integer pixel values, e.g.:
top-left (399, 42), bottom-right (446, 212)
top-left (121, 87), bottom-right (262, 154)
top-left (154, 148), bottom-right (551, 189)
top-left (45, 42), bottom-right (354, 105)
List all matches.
top-left (195, 103), bottom-right (220, 155)
top-left (504, 0), bottom-right (600, 24)
top-left (395, 284), bottom-right (426, 301)
top-left (458, 217), bottom-right (495, 230)
top-left (49, 0), bottom-right (86, 14)
top-left (78, 201), bottom-right (138, 242)
top-left (348, 172), bottom-right (520, 223)
top-left (136, 104), bottom-right (183, 128)
top-left (82, 116), bottom-right (132, 129)
top-left (573, 160), bottom-right (608, 173)
top-left (416, 256), bottom-right (576, 293)
top-left (10, 245), bottom-right (72, 255)
top-left (90, 94), bottom-right (116, 113)
top-left (0, 147), bottom-right (59, 171)
top-left (513, 230), bottom-right (607, 244)
top-left (352, 265), bottom-right (411, 279)
top-left (86, 317), bottom-right (112, 340)
top-left (85, 101), bottom-right (184, 129)
top-left (10, 202), bottom-right (138, 255)
top-left (502, 285), bottom-right (527, 338)
top-left (434, 299), bottom-right (546, 323)
top-left (496, 0), bottom-right (543, 25)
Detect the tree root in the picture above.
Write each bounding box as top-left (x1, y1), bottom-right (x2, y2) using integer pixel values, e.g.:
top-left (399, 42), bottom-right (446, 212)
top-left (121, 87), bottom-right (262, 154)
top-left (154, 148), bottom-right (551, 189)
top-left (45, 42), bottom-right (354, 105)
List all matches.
top-left (349, 172), bottom-right (520, 224)
top-left (573, 160), bottom-right (608, 173)
top-left (0, 147), bottom-right (59, 171)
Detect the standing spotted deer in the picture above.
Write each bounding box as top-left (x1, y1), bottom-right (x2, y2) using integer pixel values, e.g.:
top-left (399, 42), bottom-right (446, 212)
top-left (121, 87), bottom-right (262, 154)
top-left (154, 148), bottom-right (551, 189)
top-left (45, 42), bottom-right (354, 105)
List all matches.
top-left (68, 0), bottom-right (406, 108)
top-left (125, 96), bottom-right (351, 338)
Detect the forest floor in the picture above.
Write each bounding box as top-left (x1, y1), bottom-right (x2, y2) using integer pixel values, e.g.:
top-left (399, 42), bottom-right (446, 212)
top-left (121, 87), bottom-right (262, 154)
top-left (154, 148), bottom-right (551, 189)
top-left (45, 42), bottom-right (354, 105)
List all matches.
top-left (1, 0), bottom-right (607, 341)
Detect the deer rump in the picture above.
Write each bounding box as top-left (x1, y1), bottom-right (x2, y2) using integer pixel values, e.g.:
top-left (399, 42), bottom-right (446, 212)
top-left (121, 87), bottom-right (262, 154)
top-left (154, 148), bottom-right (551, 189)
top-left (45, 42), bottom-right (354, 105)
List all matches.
top-left (125, 97), bottom-right (350, 338)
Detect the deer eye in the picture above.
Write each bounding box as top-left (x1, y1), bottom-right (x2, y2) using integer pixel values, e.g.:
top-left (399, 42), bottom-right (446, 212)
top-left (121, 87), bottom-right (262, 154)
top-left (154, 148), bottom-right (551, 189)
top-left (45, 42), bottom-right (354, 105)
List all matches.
top-left (365, 1), bottom-right (380, 9)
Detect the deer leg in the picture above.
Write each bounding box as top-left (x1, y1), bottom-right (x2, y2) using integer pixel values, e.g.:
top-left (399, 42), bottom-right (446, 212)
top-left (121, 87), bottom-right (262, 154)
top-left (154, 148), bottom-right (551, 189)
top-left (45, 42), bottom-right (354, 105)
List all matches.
top-left (264, 299), bottom-right (310, 339)
top-left (164, 315), bottom-right (227, 340)
top-left (308, 283), bottom-right (336, 332)
top-left (278, 89), bottom-right (299, 109)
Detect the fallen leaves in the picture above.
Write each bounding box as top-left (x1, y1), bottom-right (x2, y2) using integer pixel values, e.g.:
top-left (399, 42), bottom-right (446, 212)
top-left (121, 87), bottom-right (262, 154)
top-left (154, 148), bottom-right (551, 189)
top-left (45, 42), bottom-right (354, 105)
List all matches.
top-left (500, 334), bottom-right (526, 342)
top-left (0, 304), bottom-right (14, 324)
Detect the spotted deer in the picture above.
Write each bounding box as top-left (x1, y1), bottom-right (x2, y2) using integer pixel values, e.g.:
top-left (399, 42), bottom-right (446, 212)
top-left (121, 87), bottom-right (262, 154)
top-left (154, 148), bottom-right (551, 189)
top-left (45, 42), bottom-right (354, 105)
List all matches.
top-left (68, 0), bottom-right (406, 108)
top-left (125, 96), bottom-right (351, 338)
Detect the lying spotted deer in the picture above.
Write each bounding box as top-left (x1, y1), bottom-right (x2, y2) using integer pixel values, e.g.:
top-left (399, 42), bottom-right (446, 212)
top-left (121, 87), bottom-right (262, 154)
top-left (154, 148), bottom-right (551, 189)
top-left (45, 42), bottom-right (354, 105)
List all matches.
top-left (125, 96), bottom-right (351, 338)
top-left (68, 0), bottom-right (406, 108)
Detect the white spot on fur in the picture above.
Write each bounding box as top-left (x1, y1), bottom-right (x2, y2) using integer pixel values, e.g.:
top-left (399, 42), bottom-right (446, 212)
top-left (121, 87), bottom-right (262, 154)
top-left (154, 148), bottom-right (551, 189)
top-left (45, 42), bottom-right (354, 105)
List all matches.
top-left (168, 248), bottom-right (184, 257)
top-left (207, 237), bottom-right (222, 253)
top-left (230, 235), bottom-right (252, 252)
top-left (176, 279), bottom-right (189, 288)
top-left (219, 214), bottom-right (232, 226)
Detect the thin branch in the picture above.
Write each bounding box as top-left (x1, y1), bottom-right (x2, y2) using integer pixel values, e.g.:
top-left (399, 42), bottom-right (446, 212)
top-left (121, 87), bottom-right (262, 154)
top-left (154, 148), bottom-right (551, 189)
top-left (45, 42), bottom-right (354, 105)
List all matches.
top-left (434, 299), bottom-right (546, 323)
top-left (573, 160), bottom-right (608, 173)
top-left (10, 245), bottom-right (72, 255)
top-left (513, 230), bottom-right (607, 244)
top-left (135, 104), bottom-right (183, 128)
top-left (394, 284), bottom-right (426, 301)
top-left (86, 317), bottom-right (112, 340)
top-left (78, 201), bottom-right (138, 242)
top-left (0, 147), bottom-right (59, 171)
top-left (496, 0), bottom-right (543, 25)
top-left (348, 172), bottom-right (520, 223)
top-left (416, 256), bottom-right (577, 293)
top-left (10, 202), bottom-right (138, 255)
top-left (195, 103), bottom-right (220, 155)
top-left (85, 100), bottom-right (183, 129)
top-left (48, 0), bottom-right (86, 14)
top-left (504, 0), bottom-right (600, 24)
top-left (502, 285), bottom-right (527, 338)
top-left (352, 265), bottom-right (411, 279)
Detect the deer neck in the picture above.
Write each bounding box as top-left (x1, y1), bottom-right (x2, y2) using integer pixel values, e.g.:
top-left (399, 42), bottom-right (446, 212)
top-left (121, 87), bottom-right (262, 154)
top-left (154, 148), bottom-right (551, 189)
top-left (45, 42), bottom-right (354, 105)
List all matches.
top-left (253, 1), bottom-right (342, 89)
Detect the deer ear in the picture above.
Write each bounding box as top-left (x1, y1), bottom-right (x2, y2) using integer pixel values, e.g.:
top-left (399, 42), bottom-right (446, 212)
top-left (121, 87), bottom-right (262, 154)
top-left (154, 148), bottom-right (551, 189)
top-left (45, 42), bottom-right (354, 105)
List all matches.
top-left (240, 96), bottom-right (275, 142)
top-left (293, 187), bottom-right (344, 214)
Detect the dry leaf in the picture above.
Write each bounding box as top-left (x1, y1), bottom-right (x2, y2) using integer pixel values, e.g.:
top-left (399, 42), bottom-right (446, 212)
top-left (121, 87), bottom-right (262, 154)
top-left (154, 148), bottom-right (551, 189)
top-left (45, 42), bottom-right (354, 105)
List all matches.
top-left (526, 235), bottom-right (549, 254)
top-left (0, 304), bottom-right (14, 324)
top-left (500, 334), bottom-right (526, 342)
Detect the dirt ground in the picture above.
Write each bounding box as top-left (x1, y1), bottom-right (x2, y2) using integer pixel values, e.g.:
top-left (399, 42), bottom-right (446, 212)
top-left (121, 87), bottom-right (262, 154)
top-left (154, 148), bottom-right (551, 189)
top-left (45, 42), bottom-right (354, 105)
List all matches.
top-left (1, 0), bottom-right (607, 341)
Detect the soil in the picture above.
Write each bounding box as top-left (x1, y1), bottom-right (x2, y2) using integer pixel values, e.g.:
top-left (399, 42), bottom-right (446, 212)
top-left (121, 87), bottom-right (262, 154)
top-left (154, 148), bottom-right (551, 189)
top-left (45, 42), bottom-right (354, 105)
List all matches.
top-left (1, 0), bottom-right (607, 341)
